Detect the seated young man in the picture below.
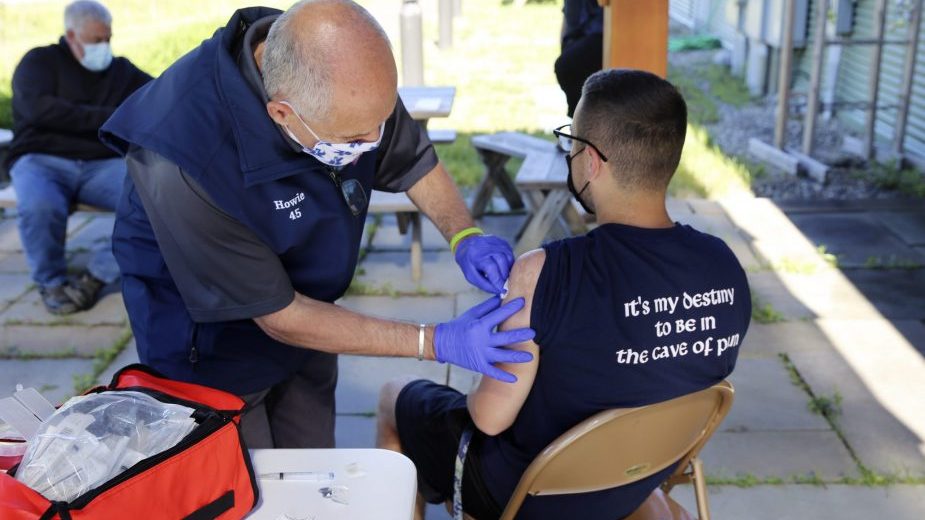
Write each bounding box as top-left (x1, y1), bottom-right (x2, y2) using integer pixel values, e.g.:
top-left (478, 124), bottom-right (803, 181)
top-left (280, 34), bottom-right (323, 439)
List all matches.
top-left (377, 69), bottom-right (752, 520)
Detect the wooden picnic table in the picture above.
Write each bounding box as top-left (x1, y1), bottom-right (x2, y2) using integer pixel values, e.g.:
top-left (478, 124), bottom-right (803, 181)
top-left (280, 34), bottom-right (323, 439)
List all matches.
top-left (398, 86), bottom-right (456, 125)
top-left (367, 86), bottom-right (457, 282)
top-left (471, 132), bottom-right (588, 254)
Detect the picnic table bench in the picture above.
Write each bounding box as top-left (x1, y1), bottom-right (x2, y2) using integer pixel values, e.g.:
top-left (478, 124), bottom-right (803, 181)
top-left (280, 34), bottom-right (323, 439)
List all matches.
top-left (471, 132), bottom-right (588, 254)
top-left (1, 186), bottom-right (427, 281)
top-left (0, 129), bottom-right (11, 185)
top-left (366, 190), bottom-right (425, 282)
top-left (0, 183), bottom-right (106, 213)
top-left (364, 87), bottom-right (459, 282)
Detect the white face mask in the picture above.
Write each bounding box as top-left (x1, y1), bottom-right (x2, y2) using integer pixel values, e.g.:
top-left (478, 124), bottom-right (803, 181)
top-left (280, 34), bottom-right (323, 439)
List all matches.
top-left (80, 41), bottom-right (112, 72)
top-left (280, 101), bottom-right (383, 168)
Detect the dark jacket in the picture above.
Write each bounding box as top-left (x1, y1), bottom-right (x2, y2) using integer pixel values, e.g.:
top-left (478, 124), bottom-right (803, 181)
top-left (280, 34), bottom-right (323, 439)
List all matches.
top-left (562, 0), bottom-right (604, 48)
top-left (100, 7), bottom-right (436, 394)
top-left (7, 37), bottom-right (151, 169)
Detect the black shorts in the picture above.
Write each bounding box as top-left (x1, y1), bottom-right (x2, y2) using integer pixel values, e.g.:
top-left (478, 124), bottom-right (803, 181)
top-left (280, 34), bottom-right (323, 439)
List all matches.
top-left (395, 379), bottom-right (504, 520)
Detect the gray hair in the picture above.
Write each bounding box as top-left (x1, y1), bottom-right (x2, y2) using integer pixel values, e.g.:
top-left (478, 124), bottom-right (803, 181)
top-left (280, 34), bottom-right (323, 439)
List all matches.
top-left (261, 0), bottom-right (389, 121)
top-left (64, 1), bottom-right (112, 32)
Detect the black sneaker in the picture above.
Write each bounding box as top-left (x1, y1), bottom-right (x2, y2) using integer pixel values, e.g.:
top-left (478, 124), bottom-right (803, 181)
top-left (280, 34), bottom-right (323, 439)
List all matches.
top-left (66, 271), bottom-right (104, 309)
top-left (39, 285), bottom-right (81, 315)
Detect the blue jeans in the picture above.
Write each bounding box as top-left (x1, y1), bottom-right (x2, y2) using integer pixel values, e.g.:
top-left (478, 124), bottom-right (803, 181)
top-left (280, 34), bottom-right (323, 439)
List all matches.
top-left (10, 153), bottom-right (124, 288)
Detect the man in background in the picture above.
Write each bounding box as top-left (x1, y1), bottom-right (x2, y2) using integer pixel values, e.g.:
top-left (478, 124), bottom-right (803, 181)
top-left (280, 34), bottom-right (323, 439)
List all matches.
top-left (7, 0), bottom-right (151, 315)
top-left (554, 0), bottom-right (604, 117)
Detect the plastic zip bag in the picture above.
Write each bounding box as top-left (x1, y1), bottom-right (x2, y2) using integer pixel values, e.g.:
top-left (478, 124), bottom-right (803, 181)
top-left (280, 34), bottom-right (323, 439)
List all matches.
top-left (15, 391), bottom-right (197, 502)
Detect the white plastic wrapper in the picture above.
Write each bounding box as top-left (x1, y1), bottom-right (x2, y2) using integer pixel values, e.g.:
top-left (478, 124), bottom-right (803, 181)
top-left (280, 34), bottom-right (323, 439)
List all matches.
top-left (15, 391), bottom-right (197, 502)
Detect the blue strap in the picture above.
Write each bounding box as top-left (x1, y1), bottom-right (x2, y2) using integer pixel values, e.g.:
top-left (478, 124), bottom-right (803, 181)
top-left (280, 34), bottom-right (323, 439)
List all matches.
top-left (452, 425), bottom-right (475, 520)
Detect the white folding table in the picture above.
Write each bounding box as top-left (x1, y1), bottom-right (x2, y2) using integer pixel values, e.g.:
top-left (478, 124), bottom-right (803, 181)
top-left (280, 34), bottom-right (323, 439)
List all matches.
top-left (247, 448), bottom-right (417, 520)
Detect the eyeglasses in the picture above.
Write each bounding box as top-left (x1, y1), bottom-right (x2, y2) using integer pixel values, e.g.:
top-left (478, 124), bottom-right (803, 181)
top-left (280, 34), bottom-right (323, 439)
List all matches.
top-left (326, 168), bottom-right (368, 217)
top-left (553, 124), bottom-right (609, 162)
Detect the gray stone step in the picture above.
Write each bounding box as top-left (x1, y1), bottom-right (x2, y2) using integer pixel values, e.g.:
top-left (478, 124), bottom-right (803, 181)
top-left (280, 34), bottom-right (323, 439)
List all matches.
top-left (355, 251), bottom-right (472, 294)
top-left (870, 211), bottom-right (925, 247)
top-left (672, 484), bottom-right (925, 520)
top-left (0, 358), bottom-right (95, 405)
top-left (842, 269), bottom-right (925, 320)
top-left (787, 212), bottom-right (925, 269)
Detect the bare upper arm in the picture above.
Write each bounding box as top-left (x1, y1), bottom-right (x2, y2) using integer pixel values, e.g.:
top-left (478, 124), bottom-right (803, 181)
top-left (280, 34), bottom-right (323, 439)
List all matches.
top-left (467, 248), bottom-right (546, 435)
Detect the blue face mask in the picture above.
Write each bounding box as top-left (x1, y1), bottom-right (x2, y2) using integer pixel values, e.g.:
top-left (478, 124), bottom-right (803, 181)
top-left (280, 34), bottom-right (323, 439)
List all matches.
top-left (79, 41), bottom-right (112, 72)
top-left (280, 101), bottom-right (384, 168)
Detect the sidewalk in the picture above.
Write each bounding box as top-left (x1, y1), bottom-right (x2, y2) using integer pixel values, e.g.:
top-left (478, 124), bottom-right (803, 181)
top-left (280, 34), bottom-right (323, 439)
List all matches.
top-left (1, 194), bottom-right (924, 519)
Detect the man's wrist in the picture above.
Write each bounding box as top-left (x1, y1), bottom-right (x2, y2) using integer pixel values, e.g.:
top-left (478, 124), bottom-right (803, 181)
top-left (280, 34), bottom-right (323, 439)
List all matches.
top-left (413, 323), bottom-right (438, 361)
top-left (450, 227), bottom-right (484, 254)
top-left (417, 323), bottom-right (426, 361)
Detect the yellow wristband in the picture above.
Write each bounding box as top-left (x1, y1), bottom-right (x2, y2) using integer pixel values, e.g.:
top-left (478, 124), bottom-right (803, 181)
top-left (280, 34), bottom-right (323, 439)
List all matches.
top-left (450, 227), bottom-right (484, 254)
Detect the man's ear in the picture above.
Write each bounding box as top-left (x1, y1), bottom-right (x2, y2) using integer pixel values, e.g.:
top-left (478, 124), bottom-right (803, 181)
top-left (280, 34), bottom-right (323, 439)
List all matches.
top-left (265, 100), bottom-right (291, 127)
top-left (586, 146), bottom-right (605, 182)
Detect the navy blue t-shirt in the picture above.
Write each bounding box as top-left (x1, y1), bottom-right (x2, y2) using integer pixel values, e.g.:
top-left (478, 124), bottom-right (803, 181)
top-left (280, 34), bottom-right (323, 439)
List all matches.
top-left (478, 223), bottom-right (751, 519)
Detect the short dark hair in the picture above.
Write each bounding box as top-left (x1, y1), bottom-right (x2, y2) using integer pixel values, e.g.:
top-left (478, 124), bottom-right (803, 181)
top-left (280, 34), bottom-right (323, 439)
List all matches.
top-left (576, 69), bottom-right (687, 190)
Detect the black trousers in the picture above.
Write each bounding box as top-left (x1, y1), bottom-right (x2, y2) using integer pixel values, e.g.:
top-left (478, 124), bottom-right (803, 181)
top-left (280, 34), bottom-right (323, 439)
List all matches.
top-left (238, 350), bottom-right (338, 448)
top-left (555, 32), bottom-right (604, 117)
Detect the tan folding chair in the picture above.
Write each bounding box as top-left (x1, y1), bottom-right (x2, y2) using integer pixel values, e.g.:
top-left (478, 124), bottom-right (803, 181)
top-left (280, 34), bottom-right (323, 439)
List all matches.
top-left (465, 381), bottom-right (733, 520)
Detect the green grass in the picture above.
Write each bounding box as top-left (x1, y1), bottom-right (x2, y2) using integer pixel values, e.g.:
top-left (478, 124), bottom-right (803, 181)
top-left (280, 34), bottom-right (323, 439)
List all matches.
top-left (668, 35), bottom-right (721, 52)
top-left (863, 255), bottom-right (923, 270)
top-left (769, 256), bottom-right (823, 275)
top-left (672, 124), bottom-right (753, 198)
top-left (816, 245), bottom-right (840, 268)
top-left (854, 160), bottom-right (925, 198)
top-left (702, 64), bottom-right (752, 107)
top-left (1, 0), bottom-right (755, 200)
top-left (0, 346), bottom-right (79, 360)
top-left (706, 470), bottom-right (925, 487)
top-left (668, 67), bottom-right (719, 125)
top-left (808, 391), bottom-right (843, 421)
top-left (72, 326), bottom-right (133, 394)
top-left (751, 294), bottom-right (786, 324)
top-left (756, 244), bottom-right (839, 274)
top-left (665, 61), bottom-right (756, 198)
top-left (0, 0), bottom-right (293, 129)
top-left (840, 468), bottom-right (925, 486)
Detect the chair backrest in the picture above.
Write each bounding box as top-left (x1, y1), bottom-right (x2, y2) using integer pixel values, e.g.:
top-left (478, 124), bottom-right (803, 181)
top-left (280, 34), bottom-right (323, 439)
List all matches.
top-left (499, 381), bottom-right (734, 520)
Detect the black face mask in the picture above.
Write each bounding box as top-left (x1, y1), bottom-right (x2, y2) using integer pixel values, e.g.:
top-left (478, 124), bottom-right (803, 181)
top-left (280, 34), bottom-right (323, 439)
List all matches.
top-left (566, 154), bottom-right (595, 215)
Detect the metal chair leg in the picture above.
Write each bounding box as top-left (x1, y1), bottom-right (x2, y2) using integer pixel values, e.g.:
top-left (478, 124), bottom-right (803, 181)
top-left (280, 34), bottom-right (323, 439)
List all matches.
top-left (692, 457), bottom-right (710, 520)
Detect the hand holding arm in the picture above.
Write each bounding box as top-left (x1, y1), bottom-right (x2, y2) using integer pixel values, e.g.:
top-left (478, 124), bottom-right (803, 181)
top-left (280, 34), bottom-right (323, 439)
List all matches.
top-left (434, 296), bottom-right (535, 382)
top-left (406, 164), bottom-right (515, 293)
top-left (254, 292), bottom-right (534, 382)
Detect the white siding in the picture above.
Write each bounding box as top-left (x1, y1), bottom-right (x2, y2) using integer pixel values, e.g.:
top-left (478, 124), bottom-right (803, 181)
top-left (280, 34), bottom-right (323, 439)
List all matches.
top-left (834, 0), bottom-right (925, 158)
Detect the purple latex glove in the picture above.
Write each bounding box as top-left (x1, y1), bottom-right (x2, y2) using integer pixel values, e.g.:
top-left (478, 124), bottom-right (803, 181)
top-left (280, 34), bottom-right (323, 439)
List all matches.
top-left (435, 296), bottom-right (535, 382)
top-left (455, 234), bottom-right (515, 294)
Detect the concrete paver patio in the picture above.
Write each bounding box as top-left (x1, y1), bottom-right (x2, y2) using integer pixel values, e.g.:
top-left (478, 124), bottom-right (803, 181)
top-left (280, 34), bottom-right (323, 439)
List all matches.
top-left (1, 194), bottom-right (924, 519)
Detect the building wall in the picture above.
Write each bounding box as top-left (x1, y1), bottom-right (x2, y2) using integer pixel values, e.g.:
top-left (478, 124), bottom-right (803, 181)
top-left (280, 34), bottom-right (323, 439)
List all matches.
top-left (833, 0), bottom-right (925, 158)
top-left (674, 0), bottom-right (925, 160)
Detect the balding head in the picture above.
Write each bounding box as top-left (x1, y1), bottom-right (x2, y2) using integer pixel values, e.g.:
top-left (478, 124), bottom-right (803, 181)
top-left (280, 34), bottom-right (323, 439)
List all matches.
top-left (262, 0), bottom-right (397, 143)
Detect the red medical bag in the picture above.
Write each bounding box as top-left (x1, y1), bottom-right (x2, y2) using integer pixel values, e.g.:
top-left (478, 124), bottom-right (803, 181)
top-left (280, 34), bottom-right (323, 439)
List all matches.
top-left (0, 364), bottom-right (258, 519)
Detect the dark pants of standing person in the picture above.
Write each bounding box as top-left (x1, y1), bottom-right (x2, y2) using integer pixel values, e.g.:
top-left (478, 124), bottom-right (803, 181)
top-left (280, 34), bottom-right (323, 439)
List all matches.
top-left (555, 32), bottom-right (604, 118)
top-left (238, 351), bottom-right (339, 448)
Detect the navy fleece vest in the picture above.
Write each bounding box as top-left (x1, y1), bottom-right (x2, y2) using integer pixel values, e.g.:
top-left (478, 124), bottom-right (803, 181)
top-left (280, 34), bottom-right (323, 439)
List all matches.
top-left (101, 7), bottom-right (375, 393)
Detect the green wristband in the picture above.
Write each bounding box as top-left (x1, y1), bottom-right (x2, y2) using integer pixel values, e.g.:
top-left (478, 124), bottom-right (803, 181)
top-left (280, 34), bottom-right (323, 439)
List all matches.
top-left (450, 227), bottom-right (484, 253)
